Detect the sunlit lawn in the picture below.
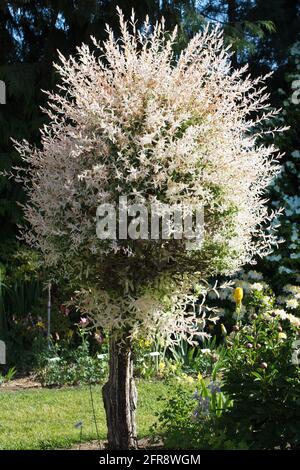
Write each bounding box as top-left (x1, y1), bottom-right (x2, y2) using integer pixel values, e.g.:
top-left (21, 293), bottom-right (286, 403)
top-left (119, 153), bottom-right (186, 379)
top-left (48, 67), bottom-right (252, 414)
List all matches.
top-left (0, 380), bottom-right (170, 450)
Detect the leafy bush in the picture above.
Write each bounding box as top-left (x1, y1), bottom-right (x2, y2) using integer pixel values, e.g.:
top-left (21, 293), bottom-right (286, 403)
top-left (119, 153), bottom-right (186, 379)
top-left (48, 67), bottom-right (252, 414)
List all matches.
top-left (4, 316), bottom-right (49, 371)
top-left (221, 312), bottom-right (300, 449)
top-left (153, 367), bottom-right (237, 449)
top-left (36, 326), bottom-right (108, 386)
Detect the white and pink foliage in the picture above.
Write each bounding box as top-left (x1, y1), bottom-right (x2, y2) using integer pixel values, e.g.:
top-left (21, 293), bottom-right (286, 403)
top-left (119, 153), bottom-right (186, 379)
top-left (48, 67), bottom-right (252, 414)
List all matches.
top-left (13, 9), bottom-right (285, 339)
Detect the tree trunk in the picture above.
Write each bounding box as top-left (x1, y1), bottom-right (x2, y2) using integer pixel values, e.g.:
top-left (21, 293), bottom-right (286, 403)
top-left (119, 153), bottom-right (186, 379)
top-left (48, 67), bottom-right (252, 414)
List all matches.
top-left (102, 331), bottom-right (138, 449)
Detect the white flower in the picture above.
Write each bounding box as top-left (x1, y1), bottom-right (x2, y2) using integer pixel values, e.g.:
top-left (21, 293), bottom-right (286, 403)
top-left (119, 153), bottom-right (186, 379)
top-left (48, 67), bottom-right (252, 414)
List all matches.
top-left (288, 314), bottom-right (300, 328)
top-left (273, 308), bottom-right (288, 319)
top-left (97, 353), bottom-right (108, 360)
top-left (47, 357), bottom-right (61, 363)
top-left (274, 309), bottom-right (300, 328)
top-left (261, 295), bottom-right (272, 306)
top-left (285, 298), bottom-right (299, 310)
top-left (200, 349), bottom-right (211, 355)
top-left (147, 352), bottom-right (160, 357)
top-left (283, 285), bottom-right (300, 294)
top-left (250, 282), bottom-right (264, 292)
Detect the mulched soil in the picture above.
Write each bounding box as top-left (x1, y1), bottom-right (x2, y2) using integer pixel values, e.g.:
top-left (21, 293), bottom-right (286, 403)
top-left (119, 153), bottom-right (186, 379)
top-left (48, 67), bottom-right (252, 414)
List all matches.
top-left (69, 438), bottom-right (163, 450)
top-left (0, 375), bottom-right (41, 392)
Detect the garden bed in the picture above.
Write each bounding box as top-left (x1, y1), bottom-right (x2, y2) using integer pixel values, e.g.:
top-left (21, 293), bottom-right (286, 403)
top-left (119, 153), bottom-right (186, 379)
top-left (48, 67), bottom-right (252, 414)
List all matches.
top-left (0, 376), bottom-right (41, 392)
top-left (67, 437), bottom-right (163, 450)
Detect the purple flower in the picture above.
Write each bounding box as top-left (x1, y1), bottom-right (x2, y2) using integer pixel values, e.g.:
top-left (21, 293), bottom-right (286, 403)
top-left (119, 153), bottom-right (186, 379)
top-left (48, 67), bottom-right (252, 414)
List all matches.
top-left (207, 381), bottom-right (221, 394)
top-left (193, 396), bottom-right (210, 418)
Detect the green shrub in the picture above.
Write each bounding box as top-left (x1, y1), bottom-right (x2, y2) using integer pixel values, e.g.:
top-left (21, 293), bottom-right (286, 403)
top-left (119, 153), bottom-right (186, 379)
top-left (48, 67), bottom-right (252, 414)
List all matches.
top-left (152, 368), bottom-right (238, 449)
top-left (36, 326), bottom-right (108, 386)
top-left (221, 312), bottom-right (300, 449)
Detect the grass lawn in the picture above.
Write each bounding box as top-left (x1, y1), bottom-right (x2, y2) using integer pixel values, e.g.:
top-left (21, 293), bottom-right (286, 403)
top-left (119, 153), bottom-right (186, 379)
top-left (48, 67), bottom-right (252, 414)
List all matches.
top-left (0, 380), bottom-right (170, 450)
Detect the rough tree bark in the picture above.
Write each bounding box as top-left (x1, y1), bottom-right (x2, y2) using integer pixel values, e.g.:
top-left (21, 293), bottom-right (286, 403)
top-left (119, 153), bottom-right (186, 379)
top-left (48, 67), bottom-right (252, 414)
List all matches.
top-left (102, 330), bottom-right (138, 449)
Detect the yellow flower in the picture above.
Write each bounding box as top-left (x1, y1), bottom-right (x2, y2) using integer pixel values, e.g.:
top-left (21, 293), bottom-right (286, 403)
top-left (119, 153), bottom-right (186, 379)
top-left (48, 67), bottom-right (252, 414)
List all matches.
top-left (158, 361), bottom-right (165, 371)
top-left (138, 338), bottom-right (151, 349)
top-left (36, 321), bottom-right (45, 329)
top-left (278, 332), bottom-right (287, 340)
top-left (233, 287), bottom-right (244, 304)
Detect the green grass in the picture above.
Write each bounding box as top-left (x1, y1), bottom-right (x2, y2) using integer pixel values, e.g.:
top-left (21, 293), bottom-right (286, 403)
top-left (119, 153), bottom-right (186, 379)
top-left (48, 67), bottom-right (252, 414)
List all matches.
top-left (0, 380), bottom-right (170, 450)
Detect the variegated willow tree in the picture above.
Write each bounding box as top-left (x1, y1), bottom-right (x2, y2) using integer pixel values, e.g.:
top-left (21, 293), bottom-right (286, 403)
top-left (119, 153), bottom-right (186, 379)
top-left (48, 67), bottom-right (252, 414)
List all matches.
top-left (13, 9), bottom-right (285, 449)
